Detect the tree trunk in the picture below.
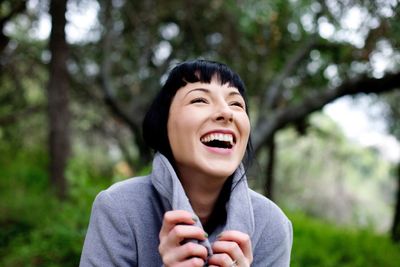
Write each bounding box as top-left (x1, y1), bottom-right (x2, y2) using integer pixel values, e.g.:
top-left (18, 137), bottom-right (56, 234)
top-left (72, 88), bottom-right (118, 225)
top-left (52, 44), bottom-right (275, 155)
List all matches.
top-left (47, 0), bottom-right (70, 199)
top-left (264, 134), bottom-right (276, 200)
top-left (392, 161), bottom-right (400, 243)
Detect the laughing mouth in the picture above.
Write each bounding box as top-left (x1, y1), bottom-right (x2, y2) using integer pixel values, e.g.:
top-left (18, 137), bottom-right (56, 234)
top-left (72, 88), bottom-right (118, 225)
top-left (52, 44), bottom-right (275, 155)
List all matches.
top-left (200, 133), bottom-right (235, 149)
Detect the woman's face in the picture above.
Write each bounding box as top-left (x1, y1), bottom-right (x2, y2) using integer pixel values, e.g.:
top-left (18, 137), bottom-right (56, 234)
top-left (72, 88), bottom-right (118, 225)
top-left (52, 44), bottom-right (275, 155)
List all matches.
top-left (167, 78), bottom-right (250, 180)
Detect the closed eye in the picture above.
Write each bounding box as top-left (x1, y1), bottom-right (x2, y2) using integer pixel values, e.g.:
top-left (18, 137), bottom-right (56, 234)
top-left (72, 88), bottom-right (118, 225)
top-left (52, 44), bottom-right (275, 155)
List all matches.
top-left (230, 101), bottom-right (245, 109)
top-left (190, 97), bottom-right (208, 104)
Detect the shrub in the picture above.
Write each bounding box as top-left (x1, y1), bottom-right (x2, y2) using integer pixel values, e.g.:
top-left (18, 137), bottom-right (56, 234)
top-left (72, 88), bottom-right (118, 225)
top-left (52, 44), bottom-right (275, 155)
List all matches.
top-left (290, 212), bottom-right (400, 267)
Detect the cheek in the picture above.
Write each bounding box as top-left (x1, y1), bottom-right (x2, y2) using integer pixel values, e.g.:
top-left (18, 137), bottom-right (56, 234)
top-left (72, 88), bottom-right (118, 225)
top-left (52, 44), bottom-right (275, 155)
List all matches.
top-left (167, 111), bottom-right (194, 152)
top-left (169, 113), bottom-right (190, 135)
top-left (239, 115), bottom-right (251, 140)
top-left (167, 108), bottom-right (179, 150)
top-left (167, 117), bottom-right (180, 150)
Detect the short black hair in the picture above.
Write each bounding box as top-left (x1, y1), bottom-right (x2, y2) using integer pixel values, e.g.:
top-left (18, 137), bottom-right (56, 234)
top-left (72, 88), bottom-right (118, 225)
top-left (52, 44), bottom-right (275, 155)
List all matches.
top-left (142, 59), bottom-right (253, 168)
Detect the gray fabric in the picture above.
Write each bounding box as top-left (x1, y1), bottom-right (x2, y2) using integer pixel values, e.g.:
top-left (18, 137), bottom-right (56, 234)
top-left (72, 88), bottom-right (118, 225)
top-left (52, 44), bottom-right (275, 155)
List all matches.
top-left (80, 153), bottom-right (293, 266)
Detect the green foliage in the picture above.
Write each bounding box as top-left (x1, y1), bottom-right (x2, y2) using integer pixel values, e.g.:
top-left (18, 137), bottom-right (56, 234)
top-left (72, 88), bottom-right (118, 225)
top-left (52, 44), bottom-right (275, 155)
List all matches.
top-left (2, 204), bottom-right (84, 267)
top-left (1, 146), bottom-right (399, 266)
top-left (290, 212), bottom-right (400, 267)
top-left (0, 146), bottom-right (108, 267)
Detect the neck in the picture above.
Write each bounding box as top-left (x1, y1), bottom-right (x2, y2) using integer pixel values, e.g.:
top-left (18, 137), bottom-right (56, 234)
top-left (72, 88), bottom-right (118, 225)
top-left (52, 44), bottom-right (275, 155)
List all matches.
top-left (177, 168), bottom-right (228, 225)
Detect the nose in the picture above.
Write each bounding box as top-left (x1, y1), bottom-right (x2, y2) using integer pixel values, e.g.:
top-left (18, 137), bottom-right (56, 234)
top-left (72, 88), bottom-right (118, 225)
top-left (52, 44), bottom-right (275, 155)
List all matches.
top-left (213, 102), bottom-right (233, 123)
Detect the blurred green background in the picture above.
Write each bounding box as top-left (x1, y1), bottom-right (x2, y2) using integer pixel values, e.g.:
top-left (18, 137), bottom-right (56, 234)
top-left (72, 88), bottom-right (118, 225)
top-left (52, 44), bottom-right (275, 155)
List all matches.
top-left (1, 0), bottom-right (400, 266)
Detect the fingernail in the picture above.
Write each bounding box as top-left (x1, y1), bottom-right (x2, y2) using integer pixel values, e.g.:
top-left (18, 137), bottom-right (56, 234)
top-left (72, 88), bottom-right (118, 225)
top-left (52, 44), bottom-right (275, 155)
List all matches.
top-left (204, 232), bottom-right (209, 238)
top-left (192, 216), bottom-right (198, 222)
top-left (216, 233), bottom-right (222, 239)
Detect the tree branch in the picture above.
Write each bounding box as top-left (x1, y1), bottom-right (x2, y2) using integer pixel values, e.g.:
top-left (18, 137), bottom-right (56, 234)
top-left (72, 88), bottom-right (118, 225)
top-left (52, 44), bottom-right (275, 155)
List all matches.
top-left (263, 34), bottom-right (317, 109)
top-left (252, 72), bottom-right (400, 153)
top-left (98, 2), bottom-right (139, 133)
top-left (97, 1), bottom-right (152, 165)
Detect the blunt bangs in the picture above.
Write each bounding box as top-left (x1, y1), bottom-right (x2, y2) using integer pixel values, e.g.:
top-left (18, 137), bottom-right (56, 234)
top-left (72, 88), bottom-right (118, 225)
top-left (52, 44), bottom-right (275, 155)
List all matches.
top-left (163, 60), bottom-right (247, 106)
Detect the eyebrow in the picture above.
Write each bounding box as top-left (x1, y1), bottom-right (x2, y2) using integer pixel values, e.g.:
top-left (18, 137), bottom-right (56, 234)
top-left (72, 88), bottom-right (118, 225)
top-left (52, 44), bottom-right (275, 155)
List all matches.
top-left (185, 88), bottom-right (210, 97)
top-left (228, 91), bottom-right (242, 97)
top-left (185, 88), bottom-right (242, 97)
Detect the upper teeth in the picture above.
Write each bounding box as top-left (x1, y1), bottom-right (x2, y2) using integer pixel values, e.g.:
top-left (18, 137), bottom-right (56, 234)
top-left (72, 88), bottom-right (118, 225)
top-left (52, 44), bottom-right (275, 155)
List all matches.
top-left (201, 133), bottom-right (234, 145)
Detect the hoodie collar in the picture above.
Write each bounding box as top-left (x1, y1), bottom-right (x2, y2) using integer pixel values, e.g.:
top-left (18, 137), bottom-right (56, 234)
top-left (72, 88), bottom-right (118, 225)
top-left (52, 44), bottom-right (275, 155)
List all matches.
top-left (150, 152), bottom-right (255, 236)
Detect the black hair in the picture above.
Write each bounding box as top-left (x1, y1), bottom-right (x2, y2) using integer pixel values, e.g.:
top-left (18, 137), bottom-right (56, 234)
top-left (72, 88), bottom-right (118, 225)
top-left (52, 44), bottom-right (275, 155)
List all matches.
top-left (142, 59), bottom-right (253, 169)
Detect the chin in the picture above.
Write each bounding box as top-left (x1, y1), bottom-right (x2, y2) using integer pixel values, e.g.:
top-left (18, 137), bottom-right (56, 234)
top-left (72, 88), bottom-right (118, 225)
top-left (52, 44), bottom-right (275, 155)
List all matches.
top-left (208, 168), bottom-right (235, 179)
top-left (198, 159), bottom-right (239, 179)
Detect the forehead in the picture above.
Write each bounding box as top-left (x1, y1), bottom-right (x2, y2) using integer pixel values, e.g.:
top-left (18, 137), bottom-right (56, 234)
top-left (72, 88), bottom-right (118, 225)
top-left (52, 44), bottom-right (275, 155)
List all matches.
top-left (177, 80), bottom-right (241, 96)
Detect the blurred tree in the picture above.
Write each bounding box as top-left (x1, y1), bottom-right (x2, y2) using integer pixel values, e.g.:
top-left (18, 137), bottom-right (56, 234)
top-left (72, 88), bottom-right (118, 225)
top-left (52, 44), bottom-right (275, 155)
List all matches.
top-left (0, 1), bottom-right (26, 55)
top-left (273, 113), bottom-right (395, 230)
top-left (1, 0), bottom-right (400, 210)
top-left (394, 162), bottom-right (400, 242)
top-left (73, 0), bottom-right (400, 198)
top-left (381, 91), bottom-right (400, 242)
top-left (0, 0), bottom-right (29, 124)
top-left (47, 0), bottom-right (70, 199)
top-left (0, 0), bottom-right (46, 149)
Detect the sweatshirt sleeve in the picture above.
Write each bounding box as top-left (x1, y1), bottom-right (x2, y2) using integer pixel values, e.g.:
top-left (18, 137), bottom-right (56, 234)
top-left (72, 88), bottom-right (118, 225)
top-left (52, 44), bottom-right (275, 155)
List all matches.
top-left (80, 190), bottom-right (137, 267)
top-left (252, 203), bottom-right (293, 267)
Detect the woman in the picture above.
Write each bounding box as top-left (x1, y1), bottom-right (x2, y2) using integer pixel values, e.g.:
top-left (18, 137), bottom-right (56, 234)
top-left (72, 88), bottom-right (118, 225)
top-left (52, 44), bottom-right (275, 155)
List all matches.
top-left (80, 60), bottom-right (292, 266)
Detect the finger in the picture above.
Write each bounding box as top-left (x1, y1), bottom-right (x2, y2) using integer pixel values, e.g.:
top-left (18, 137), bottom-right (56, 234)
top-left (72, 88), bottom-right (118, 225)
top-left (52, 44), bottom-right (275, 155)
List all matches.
top-left (159, 210), bottom-right (197, 239)
top-left (168, 224), bottom-right (207, 245)
top-left (217, 230), bottom-right (252, 261)
top-left (211, 240), bottom-right (244, 267)
top-left (175, 257), bottom-right (205, 267)
top-left (174, 242), bottom-right (208, 263)
top-left (161, 241), bottom-right (207, 265)
top-left (159, 224), bottom-right (207, 257)
top-left (208, 252), bottom-right (234, 267)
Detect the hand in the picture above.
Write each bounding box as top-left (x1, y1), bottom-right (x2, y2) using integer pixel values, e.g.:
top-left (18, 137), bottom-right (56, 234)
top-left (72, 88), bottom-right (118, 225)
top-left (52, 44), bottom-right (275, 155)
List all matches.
top-left (159, 210), bottom-right (208, 267)
top-left (208, 230), bottom-right (253, 267)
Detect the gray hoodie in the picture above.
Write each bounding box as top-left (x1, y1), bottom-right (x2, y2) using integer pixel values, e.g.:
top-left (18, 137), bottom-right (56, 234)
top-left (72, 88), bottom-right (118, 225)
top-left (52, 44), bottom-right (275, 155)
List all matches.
top-left (80, 153), bottom-right (292, 266)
